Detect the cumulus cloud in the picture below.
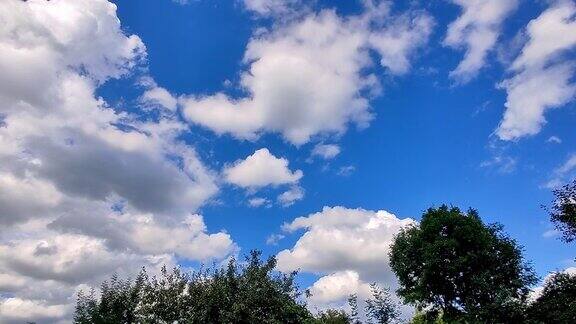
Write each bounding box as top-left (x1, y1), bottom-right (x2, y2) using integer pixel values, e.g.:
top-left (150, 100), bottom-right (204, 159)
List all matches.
top-left (182, 2), bottom-right (433, 145)
top-left (497, 0), bottom-right (576, 140)
top-left (307, 270), bottom-right (372, 305)
top-left (0, 1), bottom-right (234, 322)
top-left (445, 0), bottom-right (518, 83)
top-left (223, 148), bottom-right (303, 188)
top-left (276, 206), bottom-right (415, 309)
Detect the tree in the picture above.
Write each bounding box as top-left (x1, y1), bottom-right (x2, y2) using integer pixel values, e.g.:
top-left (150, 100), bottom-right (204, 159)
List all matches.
top-left (74, 250), bottom-right (313, 323)
top-left (364, 284), bottom-right (400, 324)
top-left (548, 180), bottom-right (576, 242)
top-left (348, 294), bottom-right (361, 324)
top-left (527, 271), bottom-right (576, 323)
top-left (389, 205), bottom-right (536, 323)
top-left (75, 272), bottom-right (145, 324)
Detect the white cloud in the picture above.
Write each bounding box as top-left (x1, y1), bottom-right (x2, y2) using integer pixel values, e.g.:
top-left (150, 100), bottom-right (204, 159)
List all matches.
top-left (277, 186), bottom-right (305, 206)
top-left (307, 270), bottom-right (371, 305)
top-left (497, 0), bottom-right (576, 140)
top-left (0, 1), bottom-right (235, 322)
top-left (223, 148), bottom-right (302, 188)
top-left (142, 86), bottom-right (178, 111)
top-left (243, 0), bottom-right (302, 17)
top-left (248, 197), bottom-right (271, 208)
top-left (277, 206), bottom-right (415, 308)
top-left (312, 143), bottom-right (341, 160)
top-left (0, 298), bottom-right (68, 324)
top-left (266, 233), bottom-right (285, 245)
top-left (545, 153), bottom-right (576, 188)
top-left (547, 136), bottom-right (562, 144)
top-left (182, 3), bottom-right (433, 145)
top-left (445, 0), bottom-right (518, 83)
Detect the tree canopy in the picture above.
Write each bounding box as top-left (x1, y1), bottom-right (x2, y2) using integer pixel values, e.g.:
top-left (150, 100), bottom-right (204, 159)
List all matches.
top-left (389, 205), bottom-right (537, 322)
top-left (548, 179), bottom-right (576, 242)
top-left (527, 271), bottom-right (576, 323)
top-left (75, 250), bottom-right (312, 324)
top-left (75, 250), bottom-right (402, 324)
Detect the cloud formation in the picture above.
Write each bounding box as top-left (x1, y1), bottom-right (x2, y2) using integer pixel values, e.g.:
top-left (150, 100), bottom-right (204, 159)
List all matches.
top-left (445, 0), bottom-right (518, 83)
top-left (224, 148), bottom-right (303, 188)
top-left (311, 143), bottom-right (341, 160)
top-left (497, 0), bottom-right (576, 140)
top-left (0, 1), bottom-right (235, 322)
top-left (277, 206), bottom-right (415, 309)
top-left (182, 2), bottom-right (433, 145)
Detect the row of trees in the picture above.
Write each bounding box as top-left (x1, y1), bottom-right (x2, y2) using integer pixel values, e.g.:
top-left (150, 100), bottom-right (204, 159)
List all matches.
top-left (75, 180), bottom-right (576, 323)
top-left (75, 251), bottom-right (399, 324)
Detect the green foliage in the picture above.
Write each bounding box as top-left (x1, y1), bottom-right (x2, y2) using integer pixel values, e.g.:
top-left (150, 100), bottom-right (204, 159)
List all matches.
top-left (527, 272), bottom-right (576, 323)
top-left (389, 205), bottom-right (537, 323)
top-left (75, 250), bottom-right (312, 323)
top-left (75, 272), bottom-right (144, 324)
top-left (549, 180), bottom-right (576, 242)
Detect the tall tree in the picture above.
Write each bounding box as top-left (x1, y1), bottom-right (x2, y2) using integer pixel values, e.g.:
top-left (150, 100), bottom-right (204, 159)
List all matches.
top-left (548, 180), bottom-right (576, 242)
top-left (389, 206), bottom-right (536, 322)
top-left (527, 271), bottom-right (576, 323)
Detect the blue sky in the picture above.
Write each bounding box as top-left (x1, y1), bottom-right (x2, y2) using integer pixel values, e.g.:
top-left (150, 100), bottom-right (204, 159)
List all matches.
top-left (108, 0), bottom-right (574, 272)
top-left (1, 0), bottom-right (575, 322)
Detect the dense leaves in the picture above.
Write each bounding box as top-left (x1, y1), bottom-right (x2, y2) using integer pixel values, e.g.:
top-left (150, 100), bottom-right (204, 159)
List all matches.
top-left (75, 250), bottom-right (312, 324)
top-left (549, 180), bottom-right (576, 242)
top-left (527, 272), bottom-right (576, 323)
top-left (389, 206), bottom-right (536, 323)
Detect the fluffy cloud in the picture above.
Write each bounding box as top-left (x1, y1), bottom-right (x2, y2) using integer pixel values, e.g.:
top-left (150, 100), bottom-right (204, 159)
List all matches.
top-left (497, 0), bottom-right (576, 140)
top-left (223, 148), bottom-right (303, 188)
top-left (307, 270), bottom-right (372, 305)
top-left (276, 206), bottom-right (415, 308)
top-left (0, 1), bottom-right (234, 322)
top-left (182, 2), bottom-right (433, 145)
top-left (444, 0), bottom-right (518, 83)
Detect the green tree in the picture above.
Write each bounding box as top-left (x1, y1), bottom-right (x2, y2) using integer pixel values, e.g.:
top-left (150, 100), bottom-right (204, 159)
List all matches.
top-left (75, 272), bottom-right (145, 324)
top-left (548, 180), bottom-right (576, 242)
top-left (527, 271), bottom-right (576, 323)
top-left (389, 205), bottom-right (536, 323)
top-left (74, 251), bottom-right (313, 323)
